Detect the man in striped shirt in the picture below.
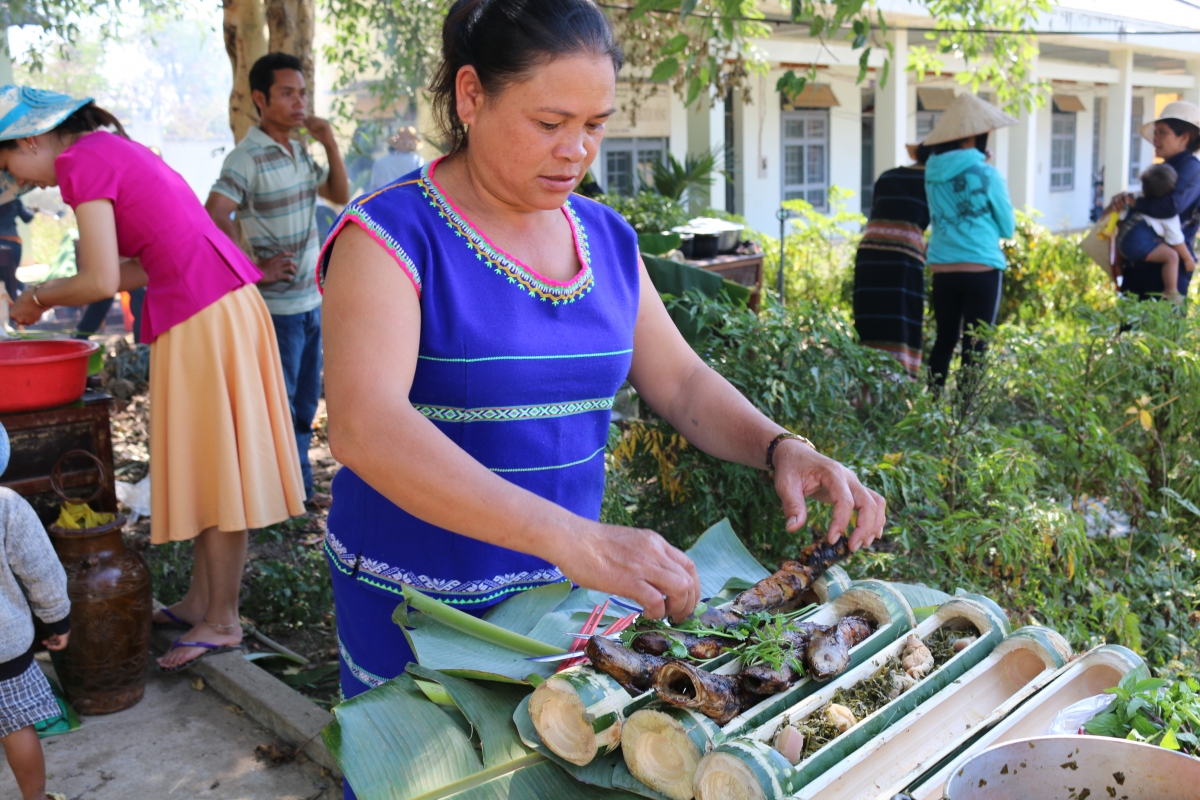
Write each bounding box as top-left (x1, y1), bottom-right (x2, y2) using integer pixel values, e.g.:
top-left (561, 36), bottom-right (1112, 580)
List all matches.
top-left (207, 52), bottom-right (350, 506)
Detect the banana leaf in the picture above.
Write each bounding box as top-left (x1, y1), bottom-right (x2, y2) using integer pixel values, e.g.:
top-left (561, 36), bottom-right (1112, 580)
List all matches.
top-left (408, 754), bottom-right (643, 800)
top-left (686, 518), bottom-right (770, 598)
top-left (406, 664), bottom-right (533, 768)
top-left (324, 674), bottom-right (483, 799)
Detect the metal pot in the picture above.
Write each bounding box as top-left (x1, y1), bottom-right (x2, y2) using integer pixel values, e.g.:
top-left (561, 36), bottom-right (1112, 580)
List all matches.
top-left (944, 735), bottom-right (1200, 799)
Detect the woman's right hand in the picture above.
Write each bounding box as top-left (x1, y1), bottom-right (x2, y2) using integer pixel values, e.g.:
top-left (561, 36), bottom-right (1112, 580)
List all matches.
top-left (1106, 192), bottom-right (1136, 214)
top-left (553, 522), bottom-right (701, 623)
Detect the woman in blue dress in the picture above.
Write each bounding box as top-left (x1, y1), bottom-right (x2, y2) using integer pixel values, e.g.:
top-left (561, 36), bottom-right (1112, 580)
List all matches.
top-left (318, 0), bottom-right (886, 744)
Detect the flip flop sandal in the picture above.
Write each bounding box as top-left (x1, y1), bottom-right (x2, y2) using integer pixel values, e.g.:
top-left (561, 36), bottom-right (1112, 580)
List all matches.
top-left (48, 793), bottom-right (67, 800)
top-left (157, 639), bottom-right (244, 674)
top-left (152, 607), bottom-right (192, 629)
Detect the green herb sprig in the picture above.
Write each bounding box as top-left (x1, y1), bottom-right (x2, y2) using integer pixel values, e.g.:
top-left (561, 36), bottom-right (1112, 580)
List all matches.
top-left (1084, 672), bottom-right (1200, 755)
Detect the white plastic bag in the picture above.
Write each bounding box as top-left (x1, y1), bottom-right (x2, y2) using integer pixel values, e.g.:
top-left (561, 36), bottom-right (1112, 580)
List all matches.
top-left (1047, 693), bottom-right (1115, 735)
top-left (115, 475), bottom-right (151, 523)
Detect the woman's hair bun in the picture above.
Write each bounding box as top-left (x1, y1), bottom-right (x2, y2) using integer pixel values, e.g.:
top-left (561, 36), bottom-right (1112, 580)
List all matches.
top-left (429, 0), bottom-right (623, 153)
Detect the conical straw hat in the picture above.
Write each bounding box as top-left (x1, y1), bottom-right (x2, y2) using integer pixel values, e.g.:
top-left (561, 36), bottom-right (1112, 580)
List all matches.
top-left (923, 93), bottom-right (1017, 146)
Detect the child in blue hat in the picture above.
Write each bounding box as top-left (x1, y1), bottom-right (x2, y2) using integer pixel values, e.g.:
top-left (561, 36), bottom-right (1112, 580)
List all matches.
top-left (0, 423), bottom-right (71, 800)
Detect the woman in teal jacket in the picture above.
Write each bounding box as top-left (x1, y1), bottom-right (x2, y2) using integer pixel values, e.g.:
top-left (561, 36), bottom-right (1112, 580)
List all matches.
top-left (923, 93), bottom-right (1017, 387)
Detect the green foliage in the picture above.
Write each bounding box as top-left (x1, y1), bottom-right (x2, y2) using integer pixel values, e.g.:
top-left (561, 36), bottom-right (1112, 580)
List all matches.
top-left (908, 0), bottom-right (1052, 114)
top-left (758, 186), bottom-right (866, 310)
top-left (320, 0), bottom-right (447, 124)
top-left (1084, 671), bottom-right (1200, 754)
top-left (319, 0), bottom-right (1049, 125)
top-left (239, 523), bottom-right (335, 631)
top-left (6, 0), bottom-right (184, 72)
top-left (603, 285), bottom-right (1200, 676)
top-left (594, 191), bottom-right (690, 234)
top-left (651, 147), bottom-right (727, 210)
top-left (999, 210), bottom-right (1116, 324)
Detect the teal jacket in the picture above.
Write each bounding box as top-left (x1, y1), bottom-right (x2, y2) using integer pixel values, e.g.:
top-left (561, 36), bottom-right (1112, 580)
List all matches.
top-left (925, 149), bottom-right (1015, 270)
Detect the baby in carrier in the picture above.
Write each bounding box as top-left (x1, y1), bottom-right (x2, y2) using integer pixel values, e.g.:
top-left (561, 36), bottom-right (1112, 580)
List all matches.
top-left (1116, 163), bottom-right (1196, 303)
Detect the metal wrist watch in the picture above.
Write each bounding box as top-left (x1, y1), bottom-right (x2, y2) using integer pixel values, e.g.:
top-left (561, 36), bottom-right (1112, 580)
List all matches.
top-left (766, 432), bottom-right (816, 470)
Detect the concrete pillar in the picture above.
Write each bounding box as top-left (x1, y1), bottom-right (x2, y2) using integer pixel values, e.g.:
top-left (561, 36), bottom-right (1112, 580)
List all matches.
top-left (1104, 48), bottom-right (1134, 203)
top-left (1184, 58), bottom-right (1200, 107)
top-left (873, 27), bottom-right (908, 179)
top-left (686, 94), bottom-right (725, 213)
top-left (1007, 58), bottom-right (1039, 211)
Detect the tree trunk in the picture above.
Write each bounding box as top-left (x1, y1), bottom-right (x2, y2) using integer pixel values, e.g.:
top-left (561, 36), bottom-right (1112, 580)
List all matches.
top-left (223, 0), bottom-right (269, 142)
top-left (266, 0), bottom-right (315, 95)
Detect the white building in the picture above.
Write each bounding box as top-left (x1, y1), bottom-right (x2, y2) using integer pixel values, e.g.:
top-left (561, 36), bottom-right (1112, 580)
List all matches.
top-left (592, 0), bottom-right (1200, 237)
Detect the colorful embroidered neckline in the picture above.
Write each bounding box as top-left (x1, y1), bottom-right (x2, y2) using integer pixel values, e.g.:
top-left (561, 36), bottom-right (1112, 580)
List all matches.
top-left (420, 158), bottom-right (594, 305)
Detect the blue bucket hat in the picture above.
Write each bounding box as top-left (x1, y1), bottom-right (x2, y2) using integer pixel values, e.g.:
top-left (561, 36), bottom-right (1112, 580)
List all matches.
top-left (0, 85), bottom-right (92, 204)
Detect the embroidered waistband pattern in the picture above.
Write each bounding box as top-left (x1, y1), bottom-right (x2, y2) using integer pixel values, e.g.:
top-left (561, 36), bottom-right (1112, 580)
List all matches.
top-left (415, 396), bottom-right (614, 423)
top-left (324, 530), bottom-right (567, 598)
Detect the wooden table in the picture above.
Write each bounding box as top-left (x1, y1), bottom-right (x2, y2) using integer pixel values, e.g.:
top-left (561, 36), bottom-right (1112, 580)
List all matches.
top-left (687, 253), bottom-right (765, 310)
top-left (1, 390), bottom-right (118, 525)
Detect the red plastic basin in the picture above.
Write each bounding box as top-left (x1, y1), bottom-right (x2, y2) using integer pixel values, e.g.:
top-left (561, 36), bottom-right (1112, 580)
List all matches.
top-left (0, 339), bottom-right (101, 414)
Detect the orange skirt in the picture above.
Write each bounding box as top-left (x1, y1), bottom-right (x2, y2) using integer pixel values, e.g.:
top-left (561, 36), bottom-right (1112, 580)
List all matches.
top-left (149, 284), bottom-right (306, 543)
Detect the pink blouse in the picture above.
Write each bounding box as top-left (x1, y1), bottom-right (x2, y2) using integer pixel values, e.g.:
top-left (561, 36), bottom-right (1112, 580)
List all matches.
top-left (56, 132), bottom-right (262, 343)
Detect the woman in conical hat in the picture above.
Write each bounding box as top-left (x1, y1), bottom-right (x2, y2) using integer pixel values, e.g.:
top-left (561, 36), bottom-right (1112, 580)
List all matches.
top-left (0, 86), bottom-right (306, 672)
top-left (922, 92), bottom-right (1017, 388)
top-left (1105, 100), bottom-right (1200, 301)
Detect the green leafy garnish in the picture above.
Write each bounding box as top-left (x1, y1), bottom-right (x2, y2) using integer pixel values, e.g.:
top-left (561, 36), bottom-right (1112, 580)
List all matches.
top-left (1083, 671), bottom-right (1199, 755)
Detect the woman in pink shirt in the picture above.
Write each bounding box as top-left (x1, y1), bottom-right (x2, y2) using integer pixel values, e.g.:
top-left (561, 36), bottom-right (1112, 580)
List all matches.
top-left (3, 86), bottom-right (305, 671)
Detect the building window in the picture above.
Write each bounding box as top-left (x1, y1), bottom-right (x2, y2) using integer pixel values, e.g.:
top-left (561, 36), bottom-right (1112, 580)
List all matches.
top-left (861, 90), bottom-right (875, 211)
top-left (598, 137), bottom-right (666, 196)
top-left (1129, 96), bottom-right (1144, 183)
top-left (781, 108), bottom-right (829, 210)
top-left (916, 111), bottom-right (941, 141)
top-left (1050, 110), bottom-right (1076, 192)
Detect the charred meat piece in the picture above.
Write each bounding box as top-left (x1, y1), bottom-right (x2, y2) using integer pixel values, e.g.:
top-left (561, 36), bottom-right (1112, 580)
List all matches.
top-left (654, 660), bottom-right (749, 725)
top-left (739, 662), bottom-right (801, 695)
top-left (586, 635), bottom-right (666, 693)
top-left (697, 606), bottom-right (745, 630)
top-left (630, 631), bottom-right (726, 660)
top-left (733, 538), bottom-right (852, 614)
top-left (805, 616), bottom-right (874, 680)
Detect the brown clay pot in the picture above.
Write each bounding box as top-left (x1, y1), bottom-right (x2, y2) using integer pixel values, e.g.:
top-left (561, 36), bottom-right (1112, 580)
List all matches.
top-left (47, 513), bottom-right (153, 714)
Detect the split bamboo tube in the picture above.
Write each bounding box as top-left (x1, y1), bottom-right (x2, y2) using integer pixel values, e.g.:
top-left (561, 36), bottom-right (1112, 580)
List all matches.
top-left (795, 625), bottom-right (1072, 799)
top-left (619, 580), bottom-right (915, 800)
top-left (526, 568), bottom-right (851, 767)
top-left (692, 595), bottom-right (1010, 800)
top-left (904, 643), bottom-right (1147, 800)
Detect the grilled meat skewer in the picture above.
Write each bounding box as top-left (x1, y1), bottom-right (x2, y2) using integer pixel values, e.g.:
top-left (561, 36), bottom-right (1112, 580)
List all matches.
top-left (630, 631), bottom-right (726, 660)
top-left (733, 538), bottom-right (852, 614)
top-left (585, 635), bottom-right (666, 694)
top-left (654, 660), bottom-right (749, 726)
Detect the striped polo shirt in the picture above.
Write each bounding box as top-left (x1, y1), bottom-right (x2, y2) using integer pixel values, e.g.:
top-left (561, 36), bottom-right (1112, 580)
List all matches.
top-left (211, 126), bottom-right (328, 315)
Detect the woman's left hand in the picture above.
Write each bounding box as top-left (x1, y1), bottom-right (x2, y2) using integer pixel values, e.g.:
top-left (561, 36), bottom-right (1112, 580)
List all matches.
top-left (9, 287), bottom-right (45, 326)
top-left (772, 439), bottom-right (886, 552)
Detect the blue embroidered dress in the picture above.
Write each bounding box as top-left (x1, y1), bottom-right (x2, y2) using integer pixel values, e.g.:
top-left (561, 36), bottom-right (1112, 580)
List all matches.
top-left (317, 158), bottom-right (640, 698)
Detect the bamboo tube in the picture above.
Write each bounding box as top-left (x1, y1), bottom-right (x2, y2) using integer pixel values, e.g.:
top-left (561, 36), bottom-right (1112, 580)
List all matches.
top-left (692, 595), bottom-right (1010, 800)
top-left (905, 643), bottom-right (1147, 800)
top-left (796, 626), bottom-right (1072, 799)
top-left (526, 568), bottom-right (851, 767)
top-left (620, 581), bottom-right (914, 800)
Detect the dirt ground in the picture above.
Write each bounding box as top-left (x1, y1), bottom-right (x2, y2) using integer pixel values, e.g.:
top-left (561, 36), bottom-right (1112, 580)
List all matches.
top-left (0, 660), bottom-right (341, 800)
